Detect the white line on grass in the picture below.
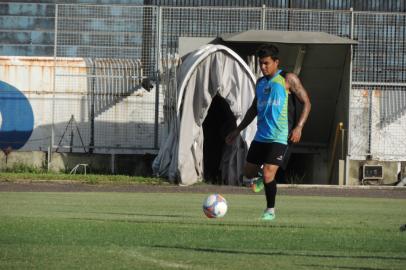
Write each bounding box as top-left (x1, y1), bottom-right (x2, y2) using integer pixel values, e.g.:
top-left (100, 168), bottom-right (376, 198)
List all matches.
top-left (109, 248), bottom-right (193, 269)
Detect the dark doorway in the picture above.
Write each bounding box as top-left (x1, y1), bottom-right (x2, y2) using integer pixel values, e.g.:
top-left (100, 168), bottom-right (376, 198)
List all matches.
top-left (202, 94), bottom-right (237, 184)
top-left (276, 152), bottom-right (314, 184)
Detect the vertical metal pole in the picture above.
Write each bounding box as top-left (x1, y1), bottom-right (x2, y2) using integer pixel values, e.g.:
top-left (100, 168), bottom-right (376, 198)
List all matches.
top-left (345, 7), bottom-right (354, 185)
top-left (154, 6), bottom-right (162, 149)
top-left (47, 146), bottom-right (51, 171)
top-left (142, 2), bottom-right (154, 80)
top-left (111, 153), bottom-right (115, 174)
top-left (89, 61), bottom-right (95, 154)
top-left (287, 0), bottom-right (292, 31)
top-left (50, 4), bottom-right (58, 171)
top-left (367, 90), bottom-right (372, 155)
top-left (341, 127), bottom-right (345, 160)
top-left (261, 5), bottom-right (266, 30)
top-left (403, 15), bottom-right (406, 82)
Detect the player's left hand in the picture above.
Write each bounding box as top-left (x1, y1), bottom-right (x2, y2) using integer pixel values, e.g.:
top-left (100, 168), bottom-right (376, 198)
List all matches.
top-left (290, 126), bottom-right (302, 143)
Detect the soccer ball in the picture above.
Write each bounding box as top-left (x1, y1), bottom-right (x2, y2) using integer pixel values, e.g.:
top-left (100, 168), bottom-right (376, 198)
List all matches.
top-left (202, 194), bottom-right (228, 218)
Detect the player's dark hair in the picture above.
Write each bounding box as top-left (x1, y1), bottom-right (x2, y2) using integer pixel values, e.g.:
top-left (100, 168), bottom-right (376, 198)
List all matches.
top-left (256, 44), bottom-right (279, 61)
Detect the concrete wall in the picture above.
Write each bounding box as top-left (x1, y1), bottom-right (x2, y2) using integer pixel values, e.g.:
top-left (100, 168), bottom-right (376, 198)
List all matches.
top-left (0, 150), bottom-right (155, 176)
top-left (0, 150), bottom-right (45, 170)
top-left (347, 159), bottom-right (403, 186)
top-left (370, 91), bottom-right (406, 159)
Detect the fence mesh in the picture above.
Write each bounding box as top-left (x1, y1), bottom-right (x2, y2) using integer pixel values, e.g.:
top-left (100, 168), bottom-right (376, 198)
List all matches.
top-left (56, 4), bottom-right (157, 76)
top-left (265, 8), bottom-right (351, 36)
top-left (161, 7), bottom-right (263, 55)
top-left (352, 12), bottom-right (406, 83)
top-left (53, 4), bottom-right (159, 152)
top-left (50, 4), bottom-right (406, 159)
top-left (350, 83), bottom-right (406, 159)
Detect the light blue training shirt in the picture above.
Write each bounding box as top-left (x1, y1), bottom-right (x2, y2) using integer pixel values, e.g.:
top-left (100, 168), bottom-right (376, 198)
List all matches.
top-left (254, 69), bottom-right (289, 145)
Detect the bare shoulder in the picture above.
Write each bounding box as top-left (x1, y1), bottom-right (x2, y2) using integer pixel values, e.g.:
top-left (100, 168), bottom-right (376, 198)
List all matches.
top-left (285, 72), bottom-right (305, 93)
top-left (285, 73), bottom-right (311, 105)
top-left (285, 73), bottom-right (302, 87)
top-left (285, 72), bottom-right (299, 80)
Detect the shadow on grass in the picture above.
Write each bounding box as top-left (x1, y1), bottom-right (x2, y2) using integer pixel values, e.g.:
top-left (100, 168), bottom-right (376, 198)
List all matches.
top-left (93, 211), bottom-right (191, 218)
top-left (68, 216), bottom-right (308, 229)
top-left (58, 210), bottom-right (192, 218)
top-left (297, 264), bottom-right (388, 270)
top-left (66, 215), bottom-right (399, 232)
top-left (150, 244), bottom-right (406, 262)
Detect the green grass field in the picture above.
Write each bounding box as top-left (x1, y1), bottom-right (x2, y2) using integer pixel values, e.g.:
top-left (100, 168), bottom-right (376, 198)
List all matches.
top-left (0, 191), bottom-right (405, 270)
top-left (0, 172), bottom-right (162, 185)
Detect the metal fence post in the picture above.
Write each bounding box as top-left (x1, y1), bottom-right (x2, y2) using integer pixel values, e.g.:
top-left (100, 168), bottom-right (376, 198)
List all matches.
top-left (367, 88), bottom-right (373, 156)
top-left (89, 60), bottom-right (95, 154)
top-left (261, 5), bottom-right (266, 30)
top-left (50, 4), bottom-right (58, 171)
top-left (154, 6), bottom-right (162, 149)
top-left (345, 7), bottom-right (354, 185)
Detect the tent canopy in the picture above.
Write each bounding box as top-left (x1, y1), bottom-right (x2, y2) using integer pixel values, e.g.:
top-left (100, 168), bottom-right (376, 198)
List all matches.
top-left (153, 44), bottom-right (257, 186)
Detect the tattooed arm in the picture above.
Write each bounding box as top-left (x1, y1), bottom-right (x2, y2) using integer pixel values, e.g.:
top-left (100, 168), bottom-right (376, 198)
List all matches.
top-left (286, 73), bottom-right (311, 143)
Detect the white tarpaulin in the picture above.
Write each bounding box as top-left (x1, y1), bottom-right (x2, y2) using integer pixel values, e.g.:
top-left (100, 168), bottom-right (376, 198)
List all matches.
top-left (153, 44), bottom-right (257, 186)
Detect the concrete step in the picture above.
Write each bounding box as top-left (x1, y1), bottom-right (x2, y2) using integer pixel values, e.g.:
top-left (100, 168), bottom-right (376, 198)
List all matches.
top-left (0, 44), bottom-right (54, 56)
top-left (0, 16), bottom-right (54, 31)
top-left (0, 31), bottom-right (54, 45)
top-left (0, 3), bottom-right (55, 17)
top-left (0, 31), bottom-right (144, 47)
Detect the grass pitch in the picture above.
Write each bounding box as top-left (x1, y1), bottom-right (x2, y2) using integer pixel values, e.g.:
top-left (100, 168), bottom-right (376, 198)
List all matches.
top-left (0, 191), bottom-right (405, 270)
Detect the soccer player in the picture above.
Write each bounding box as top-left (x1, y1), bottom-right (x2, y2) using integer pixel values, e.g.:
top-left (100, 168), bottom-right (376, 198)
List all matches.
top-left (225, 44), bottom-right (311, 221)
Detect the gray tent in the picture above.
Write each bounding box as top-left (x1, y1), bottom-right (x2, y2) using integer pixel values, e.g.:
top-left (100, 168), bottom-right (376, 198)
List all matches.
top-left (153, 44), bottom-right (257, 186)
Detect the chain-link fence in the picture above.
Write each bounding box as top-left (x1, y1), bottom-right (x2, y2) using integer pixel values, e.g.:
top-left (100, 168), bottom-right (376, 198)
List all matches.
top-left (352, 12), bottom-right (406, 83)
top-left (350, 83), bottom-right (406, 159)
top-left (351, 11), bottom-right (406, 159)
top-left (50, 4), bottom-right (405, 160)
top-left (53, 4), bottom-right (160, 153)
top-left (161, 6), bottom-right (263, 56)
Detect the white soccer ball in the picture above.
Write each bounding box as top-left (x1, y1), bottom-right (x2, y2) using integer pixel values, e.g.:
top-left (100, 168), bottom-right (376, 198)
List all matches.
top-left (202, 194), bottom-right (228, 218)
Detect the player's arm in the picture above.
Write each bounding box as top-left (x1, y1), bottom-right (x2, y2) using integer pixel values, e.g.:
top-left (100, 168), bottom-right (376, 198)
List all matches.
top-left (225, 96), bottom-right (257, 145)
top-left (286, 73), bottom-right (311, 143)
top-left (237, 96), bottom-right (257, 132)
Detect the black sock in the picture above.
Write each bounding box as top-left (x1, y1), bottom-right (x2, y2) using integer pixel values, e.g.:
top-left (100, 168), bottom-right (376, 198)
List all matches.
top-left (264, 180), bottom-right (277, 208)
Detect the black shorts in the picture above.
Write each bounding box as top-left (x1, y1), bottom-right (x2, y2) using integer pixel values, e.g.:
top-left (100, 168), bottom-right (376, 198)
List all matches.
top-left (246, 141), bottom-right (289, 167)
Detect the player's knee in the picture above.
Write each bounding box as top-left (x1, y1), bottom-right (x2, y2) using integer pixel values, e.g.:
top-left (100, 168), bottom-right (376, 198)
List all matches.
top-left (263, 172), bottom-right (276, 183)
top-left (262, 165), bottom-right (278, 183)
